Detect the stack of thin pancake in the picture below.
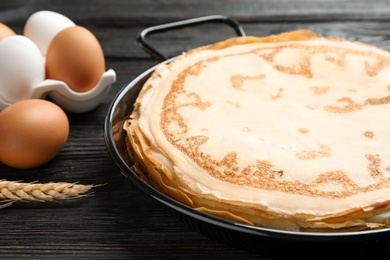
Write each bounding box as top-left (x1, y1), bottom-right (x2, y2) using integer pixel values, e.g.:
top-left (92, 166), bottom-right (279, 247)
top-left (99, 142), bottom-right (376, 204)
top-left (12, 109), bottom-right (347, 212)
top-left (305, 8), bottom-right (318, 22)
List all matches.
top-left (124, 30), bottom-right (390, 231)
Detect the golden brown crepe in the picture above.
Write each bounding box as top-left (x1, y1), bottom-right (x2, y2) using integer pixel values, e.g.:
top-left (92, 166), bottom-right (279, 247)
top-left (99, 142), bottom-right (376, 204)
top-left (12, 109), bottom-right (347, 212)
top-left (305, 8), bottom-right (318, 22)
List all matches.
top-left (124, 30), bottom-right (390, 231)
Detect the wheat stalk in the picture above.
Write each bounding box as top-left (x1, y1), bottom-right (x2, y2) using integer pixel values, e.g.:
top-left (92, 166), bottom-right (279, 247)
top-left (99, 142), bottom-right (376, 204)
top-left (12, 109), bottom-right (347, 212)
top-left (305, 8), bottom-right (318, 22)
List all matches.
top-left (0, 180), bottom-right (94, 207)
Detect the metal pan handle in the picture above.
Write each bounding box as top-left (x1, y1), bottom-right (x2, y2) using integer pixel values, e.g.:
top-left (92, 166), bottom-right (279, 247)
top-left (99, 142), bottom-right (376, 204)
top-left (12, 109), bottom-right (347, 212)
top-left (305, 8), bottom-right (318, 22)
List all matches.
top-left (137, 15), bottom-right (246, 62)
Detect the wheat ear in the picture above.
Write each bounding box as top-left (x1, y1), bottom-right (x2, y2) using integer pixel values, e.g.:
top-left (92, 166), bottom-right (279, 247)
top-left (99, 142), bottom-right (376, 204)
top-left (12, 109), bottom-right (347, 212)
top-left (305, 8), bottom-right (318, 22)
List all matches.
top-left (0, 180), bottom-right (94, 207)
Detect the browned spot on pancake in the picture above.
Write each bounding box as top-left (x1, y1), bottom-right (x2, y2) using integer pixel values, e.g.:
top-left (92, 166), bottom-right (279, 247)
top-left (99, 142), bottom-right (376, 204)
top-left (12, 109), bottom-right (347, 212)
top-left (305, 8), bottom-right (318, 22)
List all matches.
top-left (312, 170), bottom-right (359, 191)
top-left (325, 93), bottom-right (390, 114)
top-left (256, 45), bottom-right (314, 78)
top-left (310, 86), bottom-right (329, 95)
top-left (364, 94), bottom-right (390, 106)
top-left (257, 160), bottom-right (283, 178)
top-left (230, 74), bottom-right (266, 90)
top-left (298, 128), bottom-right (310, 134)
top-left (366, 154), bottom-right (385, 180)
top-left (365, 59), bottom-right (386, 77)
top-left (190, 92), bottom-right (211, 111)
top-left (324, 97), bottom-right (363, 113)
top-left (187, 61), bottom-right (204, 76)
top-left (179, 136), bottom-right (208, 157)
top-left (364, 131), bottom-right (374, 139)
top-left (271, 88), bottom-right (283, 99)
top-left (187, 56), bottom-right (220, 76)
top-left (296, 144), bottom-right (332, 160)
top-left (325, 54), bottom-right (347, 67)
top-left (218, 152), bottom-right (238, 168)
top-left (256, 160), bottom-right (274, 172)
top-left (242, 127), bottom-right (251, 132)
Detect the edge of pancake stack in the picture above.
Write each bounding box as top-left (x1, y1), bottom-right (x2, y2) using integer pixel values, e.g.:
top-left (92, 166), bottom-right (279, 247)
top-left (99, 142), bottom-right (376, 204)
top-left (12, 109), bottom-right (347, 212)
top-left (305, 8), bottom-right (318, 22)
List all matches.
top-left (124, 30), bottom-right (390, 232)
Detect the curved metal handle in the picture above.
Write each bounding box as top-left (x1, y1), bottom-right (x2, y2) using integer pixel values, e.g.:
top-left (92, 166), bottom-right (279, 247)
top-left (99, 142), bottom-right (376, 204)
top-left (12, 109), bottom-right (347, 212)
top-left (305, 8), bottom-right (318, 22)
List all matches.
top-left (137, 15), bottom-right (246, 62)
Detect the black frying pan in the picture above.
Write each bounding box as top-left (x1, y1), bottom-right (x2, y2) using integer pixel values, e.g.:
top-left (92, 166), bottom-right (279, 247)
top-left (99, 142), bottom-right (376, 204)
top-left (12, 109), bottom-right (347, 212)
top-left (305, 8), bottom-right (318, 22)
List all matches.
top-left (104, 15), bottom-right (390, 257)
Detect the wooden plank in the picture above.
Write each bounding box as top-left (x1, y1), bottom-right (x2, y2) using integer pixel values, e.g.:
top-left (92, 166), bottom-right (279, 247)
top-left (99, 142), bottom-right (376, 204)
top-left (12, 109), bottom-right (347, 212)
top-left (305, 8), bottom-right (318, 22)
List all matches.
top-left (2, 0), bottom-right (390, 25)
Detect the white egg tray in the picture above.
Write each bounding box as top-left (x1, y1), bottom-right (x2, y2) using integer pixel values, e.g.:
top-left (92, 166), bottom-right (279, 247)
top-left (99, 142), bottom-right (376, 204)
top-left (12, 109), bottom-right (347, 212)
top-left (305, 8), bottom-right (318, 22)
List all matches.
top-left (0, 69), bottom-right (116, 113)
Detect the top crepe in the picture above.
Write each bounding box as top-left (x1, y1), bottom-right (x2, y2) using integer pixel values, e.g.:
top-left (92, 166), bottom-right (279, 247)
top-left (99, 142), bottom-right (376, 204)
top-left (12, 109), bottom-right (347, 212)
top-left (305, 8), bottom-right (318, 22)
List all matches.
top-left (125, 30), bottom-right (390, 231)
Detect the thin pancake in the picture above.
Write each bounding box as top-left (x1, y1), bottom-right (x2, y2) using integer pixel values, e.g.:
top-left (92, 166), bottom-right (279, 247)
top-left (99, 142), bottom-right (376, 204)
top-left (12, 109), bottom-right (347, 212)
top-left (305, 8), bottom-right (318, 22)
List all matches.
top-left (125, 30), bottom-right (390, 231)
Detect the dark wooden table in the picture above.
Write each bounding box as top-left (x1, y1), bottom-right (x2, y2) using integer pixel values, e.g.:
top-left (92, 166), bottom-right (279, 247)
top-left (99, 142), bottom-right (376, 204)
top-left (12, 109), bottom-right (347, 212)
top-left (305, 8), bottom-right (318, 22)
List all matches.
top-left (1, 1), bottom-right (390, 259)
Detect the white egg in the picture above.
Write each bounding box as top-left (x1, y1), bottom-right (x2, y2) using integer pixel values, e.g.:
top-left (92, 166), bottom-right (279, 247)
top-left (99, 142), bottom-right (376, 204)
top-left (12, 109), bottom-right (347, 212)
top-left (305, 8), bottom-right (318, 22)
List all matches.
top-left (24, 10), bottom-right (75, 56)
top-left (0, 35), bottom-right (45, 106)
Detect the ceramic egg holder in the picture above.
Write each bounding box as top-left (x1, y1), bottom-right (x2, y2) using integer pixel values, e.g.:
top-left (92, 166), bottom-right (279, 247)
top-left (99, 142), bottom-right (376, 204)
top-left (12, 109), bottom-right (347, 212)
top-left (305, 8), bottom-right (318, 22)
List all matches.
top-left (37, 70), bottom-right (115, 113)
top-left (0, 10), bottom-right (116, 113)
top-left (0, 68), bottom-right (115, 113)
top-left (0, 69), bottom-right (116, 113)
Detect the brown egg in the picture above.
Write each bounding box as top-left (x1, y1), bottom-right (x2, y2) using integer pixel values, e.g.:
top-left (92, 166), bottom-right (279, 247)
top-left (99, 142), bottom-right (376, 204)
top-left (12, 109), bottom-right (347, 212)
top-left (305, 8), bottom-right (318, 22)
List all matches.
top-left (45, 25), bottom-right (105, 92)
top-left (0, 23), bottom-right (16, 40)
top-left (0, 99), bottom-right (69, 169)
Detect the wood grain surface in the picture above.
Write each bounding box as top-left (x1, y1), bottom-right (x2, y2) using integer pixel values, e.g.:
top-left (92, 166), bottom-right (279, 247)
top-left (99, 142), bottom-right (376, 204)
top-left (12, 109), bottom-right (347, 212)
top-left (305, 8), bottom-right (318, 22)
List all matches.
top-left (1, 1), bottom-right (390, 259)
